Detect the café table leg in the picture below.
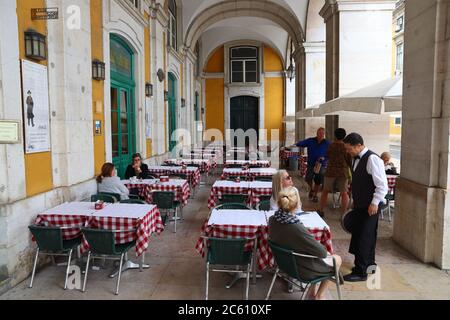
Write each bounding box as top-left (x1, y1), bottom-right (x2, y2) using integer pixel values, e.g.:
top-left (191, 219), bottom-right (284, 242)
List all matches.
top-left (110, 252), bottom-right (150, 278)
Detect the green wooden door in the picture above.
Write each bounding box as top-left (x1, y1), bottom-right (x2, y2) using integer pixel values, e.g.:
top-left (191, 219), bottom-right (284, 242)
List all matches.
top-left (110, 35), bottom-right (136, 178)
top-left (168, 73), bottom-right (177, 152)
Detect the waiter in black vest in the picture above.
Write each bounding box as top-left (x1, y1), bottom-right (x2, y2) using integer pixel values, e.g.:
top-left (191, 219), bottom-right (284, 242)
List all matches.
top-left (342, 133), bottom-right (388, 282)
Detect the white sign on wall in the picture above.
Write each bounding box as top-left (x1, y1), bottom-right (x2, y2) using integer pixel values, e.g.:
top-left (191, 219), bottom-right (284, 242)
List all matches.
top-left (21, 59), bottom-right (51, 153)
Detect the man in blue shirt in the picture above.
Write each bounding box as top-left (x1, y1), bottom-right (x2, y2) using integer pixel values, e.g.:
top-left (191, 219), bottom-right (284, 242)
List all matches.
top-left (293, 127), bottom-right (330, 204)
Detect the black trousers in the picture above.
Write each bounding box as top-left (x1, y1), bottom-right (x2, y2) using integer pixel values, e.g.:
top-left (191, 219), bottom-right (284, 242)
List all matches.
top-left (345, 207), bottom-right (379, 276)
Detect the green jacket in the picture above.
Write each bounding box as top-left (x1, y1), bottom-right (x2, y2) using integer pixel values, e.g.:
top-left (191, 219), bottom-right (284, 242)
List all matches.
top-left (268, 216), bottom-right (334, 281)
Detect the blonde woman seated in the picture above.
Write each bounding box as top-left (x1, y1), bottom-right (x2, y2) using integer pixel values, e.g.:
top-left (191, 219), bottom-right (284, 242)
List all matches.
top-left (270, 170), bottom-right (302, 212)
top-left (97, 163), bottom-right (130, 201)
top-left (268, 187), bottom-right (342, 300)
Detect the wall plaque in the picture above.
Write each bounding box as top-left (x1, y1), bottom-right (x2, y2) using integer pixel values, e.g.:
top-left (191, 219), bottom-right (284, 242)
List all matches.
top-left (0, 121), bottom-right (20, 143)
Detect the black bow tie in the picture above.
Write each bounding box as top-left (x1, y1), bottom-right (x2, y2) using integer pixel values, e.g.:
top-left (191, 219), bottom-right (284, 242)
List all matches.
top-left (355, 156), bottom-right (361, 160)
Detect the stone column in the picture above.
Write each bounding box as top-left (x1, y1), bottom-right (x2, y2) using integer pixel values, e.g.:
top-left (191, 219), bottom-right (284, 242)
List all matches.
top-left (394, 0), bottom-right (450, 269)
top-left (320, 0), bottom-right (396, 140)
top-left (294, 46), bottom-right (306, 142)
top-left (47, 0), bottom-right (94, 186)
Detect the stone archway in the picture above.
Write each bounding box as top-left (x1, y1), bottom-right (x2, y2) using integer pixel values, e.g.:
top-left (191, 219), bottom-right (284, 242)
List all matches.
top-left (183, 0), bottom-right (305, 53)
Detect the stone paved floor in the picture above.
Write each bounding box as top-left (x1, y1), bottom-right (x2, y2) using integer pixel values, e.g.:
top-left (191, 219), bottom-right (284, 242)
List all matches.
top-left (1, 171), bottom-right (449, 300)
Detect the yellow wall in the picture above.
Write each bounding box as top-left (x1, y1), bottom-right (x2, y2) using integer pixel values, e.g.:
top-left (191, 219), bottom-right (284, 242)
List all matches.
top-left (204, 46), bottom-right (224, 73)
top-left (90, 0), bottom-right (106, 175)
top-left (264, 77), bottom-right (285, 141)
top-left (204, 44), bottom-right (285, 141)
top-left (264, 46), bottom-right (283, 72)
top-left (390, 117), bottom-right (402, 135)
top-left (204, 46), bottom-right (225, 137)
top-left (17, 0), bottom-right (54, 196)
top-left (205, 79), bottom-right (225, 136)
top-left (264, 46), bottom-right (284, 141)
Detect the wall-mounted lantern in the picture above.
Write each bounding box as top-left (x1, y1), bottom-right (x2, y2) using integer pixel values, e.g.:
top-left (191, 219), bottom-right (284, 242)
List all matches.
top-left (145, 83), bottom-right (153, 97)
top-left (92, 59), bottom-right (106, 81)
top-left (25, 30), bottom-right (47, 61)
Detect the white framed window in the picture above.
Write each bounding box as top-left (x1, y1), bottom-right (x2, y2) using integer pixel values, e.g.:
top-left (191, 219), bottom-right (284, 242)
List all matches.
top-left (395, 15), bottom-right (404, 32)
top-left (230, 46), bottom-right (259, 83)
top-left (168, 0), bottom-right (177, 50)
top-left (396, 42), bottom-right (404, 73)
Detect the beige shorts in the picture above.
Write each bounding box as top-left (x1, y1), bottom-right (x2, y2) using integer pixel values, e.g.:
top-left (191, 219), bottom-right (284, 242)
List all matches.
top-left (323, 176), bottom-right (349, 193)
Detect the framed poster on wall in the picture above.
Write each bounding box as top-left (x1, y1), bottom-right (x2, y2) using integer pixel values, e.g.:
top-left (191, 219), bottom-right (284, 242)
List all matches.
top-left (21, 59), bottom-right (51, 153)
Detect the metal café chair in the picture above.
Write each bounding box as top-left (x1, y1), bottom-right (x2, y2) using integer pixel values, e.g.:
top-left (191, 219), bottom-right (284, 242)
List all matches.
top-left (152, 191), bottom-right (182, 232)
top-left (28, 225), bottom-right (82, 289)
top-left (214, 203), bottom-right (251, 210)
top-left (256, 200), bottom-right (271, 211)
top-left (203, 236), bottom-right (256, 300)
top-left (81, 227), bottom-right (137, 295)
top-left (221, 194), bottom-right (249, 205)
top-left (265, 240), bottom-right (342, 300)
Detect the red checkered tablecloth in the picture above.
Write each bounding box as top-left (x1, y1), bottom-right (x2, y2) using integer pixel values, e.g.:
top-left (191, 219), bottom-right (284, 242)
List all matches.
top-left (280, 149), bottom-right (302, 161)
top-left (126, 180), bottom-right (191, 207)
top-left (169, 167), bottom-right (201, 189)
top-left (195, 221), bottom-right (272, 270)
top-left (34, 214), bottom-right (88, 240)
top-left (148, 167), bottom-right (168, 177)
top-left (249, 185), bottom-right (272, 206)
top-left (299, 155), bottom-right (308, 177)
top-left (225, 160), bottom-right (271, 168)
top-left (195, 221), bottom-right (333, 270)
top-left (387, 175), bottom-right (398, 192)
top-left (221, 168), bottom-right (276, 181)
top-left (83, 205), bottom-right (164, 257)
top-left (164, 159), bottom-right (211, 175)
top-left (208, 184), bottom-right (251, 209)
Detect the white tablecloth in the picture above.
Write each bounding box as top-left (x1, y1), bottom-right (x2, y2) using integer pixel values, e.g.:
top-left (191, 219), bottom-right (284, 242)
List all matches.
top-left (92, 203), bottom-right (158, 219)
top-left (265, 211), bottom-right (330, 230)
top-left (208, 209), bottom-right (268, 226)
top-left (212, 180), bottom-right (250, 189)
top-left (41, 202), bottom-right (99, 216)
top-left (248, 181), bottom-right (273, 189)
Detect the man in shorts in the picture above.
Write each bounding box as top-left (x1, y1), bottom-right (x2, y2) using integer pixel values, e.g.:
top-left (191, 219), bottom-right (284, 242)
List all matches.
top-left (294, 128), bottom-right (330, 204)
top-left (317, 128), bottom-right (352, 217)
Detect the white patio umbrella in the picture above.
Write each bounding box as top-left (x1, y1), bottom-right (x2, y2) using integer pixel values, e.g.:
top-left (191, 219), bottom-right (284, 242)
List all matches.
top-left (318, 76), bottom-right (403, 116)
top-left (296, 104), bottom-right (323, 119)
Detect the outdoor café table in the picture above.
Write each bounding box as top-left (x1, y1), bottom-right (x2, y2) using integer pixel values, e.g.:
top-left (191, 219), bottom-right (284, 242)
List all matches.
top-left (124, 178), bottom-right (191, 207)
top-left (208, 180), bottom-right (251, 209)
top-left (85, 203), bottom-right (164, 276)
top-left (225, 160), bottom-right (271, 168)
top-left (207, 180), bottom-right (273, 209)
top-left (220, 167), bottom-right (277, 180)
top-left (164, 158), bottom-right (211, 175)
top-left (34, 202), bottom-right (97, 240)
top-left (280, 148), bottom-right (302, 161)
top-left (248, 181), bottom-right (273, 206)
top-left (182, 153), bottom-right (218, 167)
top-left (298, 155), bottom-right (308, 178)
top-left (265, 211), bottom-right (334, 255)
top-left (387, 174), bottom-right (398, 193)
top-left (195, 209), bottom-right (270, 284)
top-left (147, 165), bottom-right (201, 189)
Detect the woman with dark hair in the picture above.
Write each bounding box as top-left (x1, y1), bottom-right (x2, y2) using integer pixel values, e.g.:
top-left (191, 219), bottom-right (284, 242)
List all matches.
top-left (97, 163), bottom-right (130, 200)
top-left (125, 153), bottom-right (151, 179)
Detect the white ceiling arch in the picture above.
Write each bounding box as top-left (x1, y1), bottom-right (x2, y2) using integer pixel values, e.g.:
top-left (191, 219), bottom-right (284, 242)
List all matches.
top-left (200, 16), bottom-right (289, 67)
top-left (182, 0), bottom-right (306, 53)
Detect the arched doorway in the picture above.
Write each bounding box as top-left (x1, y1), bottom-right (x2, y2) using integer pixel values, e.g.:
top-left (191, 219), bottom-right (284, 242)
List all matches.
top-left (110, 34), bottom-right (136, 178)
top-left (168, 72), bottom-right (177, 151)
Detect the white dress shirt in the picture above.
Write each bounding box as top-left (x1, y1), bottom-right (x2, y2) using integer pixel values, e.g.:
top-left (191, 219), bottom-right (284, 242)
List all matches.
top-left (353, 147), bottom-right (388, 206)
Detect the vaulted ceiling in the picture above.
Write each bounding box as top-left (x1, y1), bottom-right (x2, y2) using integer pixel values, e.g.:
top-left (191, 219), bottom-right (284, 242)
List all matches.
top-left (159, 0), bottom-right (325, 67)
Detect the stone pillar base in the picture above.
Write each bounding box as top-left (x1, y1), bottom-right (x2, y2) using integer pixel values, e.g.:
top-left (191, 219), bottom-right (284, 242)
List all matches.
top-left (393, 177), bottom-right (450, 270)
